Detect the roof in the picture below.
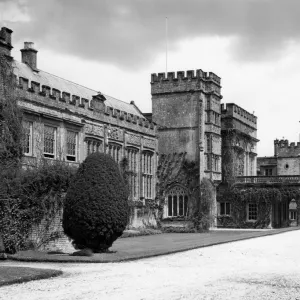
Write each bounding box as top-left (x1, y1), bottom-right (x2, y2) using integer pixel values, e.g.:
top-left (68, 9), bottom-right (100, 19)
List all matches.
top-left (12, 60), bottom-right (144, 118)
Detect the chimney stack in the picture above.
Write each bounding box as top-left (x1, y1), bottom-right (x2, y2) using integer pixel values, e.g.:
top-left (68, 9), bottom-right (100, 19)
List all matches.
top-left (21, 42), bottom-right (38, 71)
top-left (0, 27), bottom-right (13, 57)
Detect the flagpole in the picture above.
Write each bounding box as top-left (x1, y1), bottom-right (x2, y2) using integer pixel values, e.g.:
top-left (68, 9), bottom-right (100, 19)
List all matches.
top-left (165, 17), bottom-right (168, 75)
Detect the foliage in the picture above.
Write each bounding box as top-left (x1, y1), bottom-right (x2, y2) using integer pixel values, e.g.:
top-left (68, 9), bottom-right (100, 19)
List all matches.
top-left (222, 125), bottom-right (254, 184)
top-left (0, 53), bottom-right (23, 167)
top-left (156, 153), bottom-right (200, 225)
top-left (0, 161), bottom-right (76, 253)
top-left (63, 152), bottom-right (129, 253)
top-left (156, 153), bottom-right (215, 231)
top-left (192, 178), bottom-right (215, 231)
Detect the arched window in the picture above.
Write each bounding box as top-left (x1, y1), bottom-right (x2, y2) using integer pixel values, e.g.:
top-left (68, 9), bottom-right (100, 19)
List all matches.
top-left (167, 186), bottom-right (188, 217)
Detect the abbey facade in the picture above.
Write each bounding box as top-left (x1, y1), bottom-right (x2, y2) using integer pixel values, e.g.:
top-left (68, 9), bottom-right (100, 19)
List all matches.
top-left (1, 26), bottom-right (263, 239)
top-left (0, 27), bottom-right (158, 229)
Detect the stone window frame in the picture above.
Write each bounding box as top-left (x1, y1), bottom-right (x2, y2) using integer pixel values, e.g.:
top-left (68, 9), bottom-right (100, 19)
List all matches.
top-left (219, 202), bottom-right (231, 216)
top-left (108, 142), bottom-right (122, 163)
top-left (43, 124), bottom-right (57, 159)
top-left (206, 134), bottom-right (211, 153)
top-left (142, 150), bottom-right (154, 200)
top-left (23, 120), bottom-right (33, 156)
top-left (85, 137), bottom-right (103, 157)
top-left (66, 130), bottom-right (78, 162)
top-left (289, 199), bottom-right (297, 221)
top-left (247, 203), bottom-right (258, 221)
top-left (166, 185), bottom-right (188, 217)
top-left (126, 146), bottom-right (139, 200)
top-left (265, 168), bottom-right (273, 176)
top-left (290, 211), bottom-right (297, 220)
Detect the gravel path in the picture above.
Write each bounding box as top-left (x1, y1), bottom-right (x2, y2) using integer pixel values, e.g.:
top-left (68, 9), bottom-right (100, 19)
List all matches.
top-left (1, 230), bottom-right (300, 300)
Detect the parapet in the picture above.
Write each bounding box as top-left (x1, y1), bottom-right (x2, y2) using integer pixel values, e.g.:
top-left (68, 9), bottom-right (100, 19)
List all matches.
top-left (274, 139), bottom-right (300, 157)
top-left (15, 73), bottom-right (156, 132)
top-left (221, 103), bottom-right (257, 128)
top-left (151, 70), bottom-right (221, 84)
top-left (274, 139), bottom-right (300, 148)
top-left (151, 69), bottom-right (221, 96)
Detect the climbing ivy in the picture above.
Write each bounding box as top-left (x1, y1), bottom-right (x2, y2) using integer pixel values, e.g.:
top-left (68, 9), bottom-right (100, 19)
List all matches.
top-left (0, 52), bottom-right (23, 169)
top-left (217, 187), bottom-right (300, 228)
top-left (156, 153), bottom-right (215, 231)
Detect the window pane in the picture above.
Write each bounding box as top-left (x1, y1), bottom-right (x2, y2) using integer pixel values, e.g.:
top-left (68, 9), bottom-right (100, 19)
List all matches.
top-left (67, 131), bottom-right (76, 157)
top-left (248, 203), bottom-right (257, 220)
top-left (220, 203), bottom-right (225, 215)
top-left (179, 195), bottom-right (183, 216)
top-left (173, 196), bottom-right (178, 216)
top-left (44, 125), bottom-right (55, 157)
top-left (168, 196), bottom-right (172, 217)
top-left (23, 121), bottom-right (32, 154)
top-left (184, 196), bottom-right (188, 216)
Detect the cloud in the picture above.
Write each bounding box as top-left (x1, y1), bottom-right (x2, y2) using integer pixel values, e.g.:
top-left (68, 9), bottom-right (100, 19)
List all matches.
top-left (5, 0), bottom-right (300, 69)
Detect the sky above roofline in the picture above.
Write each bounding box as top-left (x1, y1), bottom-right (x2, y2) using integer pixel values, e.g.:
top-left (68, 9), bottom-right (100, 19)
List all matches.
top-left (2, 0), bottom-right (300, 156)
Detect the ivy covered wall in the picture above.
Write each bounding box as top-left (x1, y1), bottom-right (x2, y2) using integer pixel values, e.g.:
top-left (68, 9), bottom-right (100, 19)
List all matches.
top-left (217, 186), bottom-right (300, 229)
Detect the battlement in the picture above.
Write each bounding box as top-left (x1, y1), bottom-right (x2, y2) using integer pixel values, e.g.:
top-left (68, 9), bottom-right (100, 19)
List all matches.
top-left (274, 139), bottom-right (300, 157)
top-left (16, 74), bottom-right (156, 132)
top-left (151, 70), bottom-right (221, 85)
top-left (274, 139), bottom-right (300, 149)
top-left (221, 103), bottom-right (257, 128)
top-left (151, 69), bottom-right (222, 96)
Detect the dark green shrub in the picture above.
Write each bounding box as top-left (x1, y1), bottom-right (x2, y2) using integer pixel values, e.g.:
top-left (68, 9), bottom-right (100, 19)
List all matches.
top-left (0, 160), bottom-right (76, 253)
top-left (63, 152), bottom-right (129, 252)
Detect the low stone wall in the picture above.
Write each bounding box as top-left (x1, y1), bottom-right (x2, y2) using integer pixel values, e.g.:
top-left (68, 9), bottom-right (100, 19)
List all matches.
top-left (160, 219), bottom-right (193, 229)
top-left (29, 206), bottom-right (157, 253)
top-left (127, 207), bottom-right (157, 229)
top-left (28, 209), bottom-right (74, 253)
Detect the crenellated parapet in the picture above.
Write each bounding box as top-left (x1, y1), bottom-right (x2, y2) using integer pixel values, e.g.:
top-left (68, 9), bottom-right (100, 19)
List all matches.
top-left (16, 73), bottom-right (156, 133)
top-left (274, 139), bottom-right (300, 157)
top-left (151, 69), bottom-right (221, 96)
top-left (221, 103), bottom-right (257, 129)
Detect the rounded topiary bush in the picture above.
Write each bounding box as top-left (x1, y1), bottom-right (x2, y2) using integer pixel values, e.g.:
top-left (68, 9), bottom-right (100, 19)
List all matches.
top-left (63, 152), bottom-right (129, 252)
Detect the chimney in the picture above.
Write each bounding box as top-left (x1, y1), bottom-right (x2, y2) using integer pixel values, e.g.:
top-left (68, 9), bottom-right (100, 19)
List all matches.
top-left (0, 27), bottom-right (13, 57)
top-left (21, 42), bottom-right (38, 71)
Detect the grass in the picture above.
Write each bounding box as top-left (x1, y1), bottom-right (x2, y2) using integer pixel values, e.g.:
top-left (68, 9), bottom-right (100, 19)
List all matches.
top-left (8, 226), bottom-right (299, 263)
top-left (0, 266), bottom-right (62, 287)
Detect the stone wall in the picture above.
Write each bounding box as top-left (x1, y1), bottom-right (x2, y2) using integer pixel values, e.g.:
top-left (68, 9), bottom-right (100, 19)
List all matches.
top-left (277, 157), bottom-right (300, 175)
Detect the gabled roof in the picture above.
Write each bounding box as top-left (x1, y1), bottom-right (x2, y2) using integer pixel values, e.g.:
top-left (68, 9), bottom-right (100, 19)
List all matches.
top-left (13, 60), bottom-right (144, 118)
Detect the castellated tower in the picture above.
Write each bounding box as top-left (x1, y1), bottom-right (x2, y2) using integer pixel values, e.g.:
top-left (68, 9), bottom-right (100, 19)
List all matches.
top-left (151, 69), bottom-right (222, 183)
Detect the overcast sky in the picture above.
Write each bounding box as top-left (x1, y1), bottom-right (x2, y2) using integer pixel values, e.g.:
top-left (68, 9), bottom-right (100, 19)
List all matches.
top-left (1, 0), bottom-right (300, 157)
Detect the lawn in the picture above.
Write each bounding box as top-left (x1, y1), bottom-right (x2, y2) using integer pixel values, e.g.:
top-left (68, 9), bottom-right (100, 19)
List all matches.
top-left (0, 266), bottom-right (62, 287)
top-left (8, 226), bottom-right (299, 263)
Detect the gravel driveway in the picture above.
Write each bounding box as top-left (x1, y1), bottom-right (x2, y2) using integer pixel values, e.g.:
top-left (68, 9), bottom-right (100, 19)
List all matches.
top-left (1, 230), bottom-right (300, 300)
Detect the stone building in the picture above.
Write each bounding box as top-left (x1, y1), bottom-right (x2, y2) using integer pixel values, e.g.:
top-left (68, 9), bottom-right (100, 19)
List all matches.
top-left (256, 139), bottom-right (300, 227)
top-left (151, 70), bottom-right (222, 225)
top-left (258, 139), bottom-right (300, 176)
top-left (221, 103), bottom-right (258, 180)
top-left (0, 27), bottom-right (158, 231)
top-left (217, 103), bottom-right (259, 225)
